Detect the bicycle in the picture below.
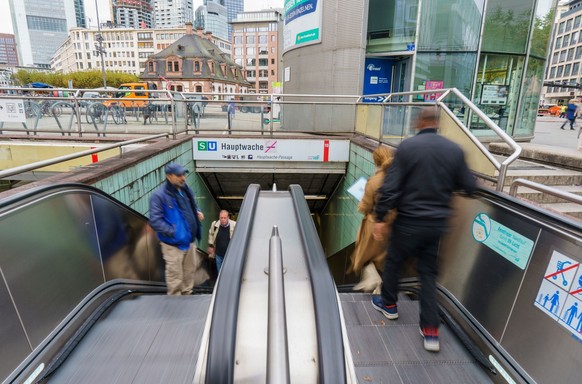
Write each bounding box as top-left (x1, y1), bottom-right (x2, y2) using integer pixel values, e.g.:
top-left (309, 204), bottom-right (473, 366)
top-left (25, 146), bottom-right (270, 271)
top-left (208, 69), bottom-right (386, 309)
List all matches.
top-left (109, 103), bottom-right (127, 125)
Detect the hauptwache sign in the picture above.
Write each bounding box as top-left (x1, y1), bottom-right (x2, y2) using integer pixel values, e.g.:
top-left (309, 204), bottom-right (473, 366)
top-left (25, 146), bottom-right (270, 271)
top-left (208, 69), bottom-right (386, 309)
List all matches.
top-left (193, 139), bottom-right (349, 162)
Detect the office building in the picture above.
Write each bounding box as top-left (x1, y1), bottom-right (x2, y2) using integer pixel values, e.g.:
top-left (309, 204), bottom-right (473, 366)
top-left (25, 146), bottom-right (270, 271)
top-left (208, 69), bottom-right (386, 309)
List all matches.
top-left (282, 0), bottom-right (555, 140)
top-left (231, 9), bottom-right (283, 93)
top-left (221, 0), bottom-right (244, 40)
top-left (542, 0), bottom-right (582, 105)
top-left (195, 1), bottom-right (229, 41)
top-left (154, 0), bottom-right (194, 28)
top-left (75, 0), bottom-right (87, 28)
top-left (8, 0), bottom-right (79, 68)
top-left (113, 0), bottom-right (155, 29)
top-left (51, 25), bottom-right (232, 74)
top-left (0, 34), bottom-right (19, 66)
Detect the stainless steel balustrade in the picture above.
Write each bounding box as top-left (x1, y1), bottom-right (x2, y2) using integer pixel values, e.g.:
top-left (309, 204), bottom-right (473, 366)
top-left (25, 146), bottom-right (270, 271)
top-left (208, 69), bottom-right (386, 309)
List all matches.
top-left (0, 133), bottom-right (169, 180)
top-left (266, 226), bottom-right (290, 384)
top-left (509, 177), bottom-right (582, 204)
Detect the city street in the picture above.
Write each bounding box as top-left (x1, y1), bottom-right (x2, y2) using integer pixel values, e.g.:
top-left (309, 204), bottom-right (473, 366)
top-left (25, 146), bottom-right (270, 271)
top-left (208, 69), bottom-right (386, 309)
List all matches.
top-left (532, 115), bottom-right (582, 149)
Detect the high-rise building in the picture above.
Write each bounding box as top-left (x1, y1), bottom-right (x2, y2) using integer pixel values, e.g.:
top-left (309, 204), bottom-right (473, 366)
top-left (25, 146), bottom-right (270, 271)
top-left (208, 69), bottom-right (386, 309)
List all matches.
top-left (220, 0), bottom-right (244, 40)
top-left (231, 9), bottom-right (283, 94)
top-left (0, 34), bottom-right (19, 66)
top-left (195, 1), bottom-right (229, 41)
top-left (8, 0), bottom-right (79, 68)
top-left (113, 0), bottom-right (155, 29)
top-left (75, 0), bottom-right (86, 28)
top-left (154, 0), bottom-right (194, 28)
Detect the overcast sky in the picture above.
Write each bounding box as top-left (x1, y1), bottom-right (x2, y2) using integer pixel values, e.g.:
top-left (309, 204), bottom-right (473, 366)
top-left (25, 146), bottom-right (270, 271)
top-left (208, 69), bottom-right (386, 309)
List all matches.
top-left (0, 0), bottom-right (284, 34)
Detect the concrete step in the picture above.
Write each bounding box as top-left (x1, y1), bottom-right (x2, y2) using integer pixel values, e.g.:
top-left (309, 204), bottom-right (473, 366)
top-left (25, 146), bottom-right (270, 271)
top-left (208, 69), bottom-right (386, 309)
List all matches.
top-left (502, 168), bottom-right (582, 187)
top-left (503, 184), bottom-right (582, 203)
top-left (538, 202), bottom-right (582, 221)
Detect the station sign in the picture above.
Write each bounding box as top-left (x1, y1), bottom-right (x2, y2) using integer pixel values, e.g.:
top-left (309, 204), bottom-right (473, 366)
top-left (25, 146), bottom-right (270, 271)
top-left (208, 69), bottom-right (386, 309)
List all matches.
top-left (193, 138), bottom-right (349, 162)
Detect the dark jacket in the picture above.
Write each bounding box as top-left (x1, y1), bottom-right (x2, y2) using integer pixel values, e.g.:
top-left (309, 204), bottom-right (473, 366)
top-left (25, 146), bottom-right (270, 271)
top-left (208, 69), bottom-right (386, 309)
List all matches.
top-left (150, 180), bottom-right (202, 250)
top-left (374, 128), bottom-right (476, 224)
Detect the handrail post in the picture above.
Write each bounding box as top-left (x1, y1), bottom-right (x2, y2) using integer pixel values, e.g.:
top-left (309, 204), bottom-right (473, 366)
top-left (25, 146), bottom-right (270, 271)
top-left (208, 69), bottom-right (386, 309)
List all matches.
top-left (168, 90), bottom-right (176, 139)
top-left (267, 226), bottom-right (290, 384)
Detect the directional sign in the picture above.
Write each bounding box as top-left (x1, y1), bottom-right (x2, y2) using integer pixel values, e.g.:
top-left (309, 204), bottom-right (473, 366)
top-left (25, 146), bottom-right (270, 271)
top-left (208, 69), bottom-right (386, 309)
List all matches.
top-left (362, 96), bottom-right (390, 103)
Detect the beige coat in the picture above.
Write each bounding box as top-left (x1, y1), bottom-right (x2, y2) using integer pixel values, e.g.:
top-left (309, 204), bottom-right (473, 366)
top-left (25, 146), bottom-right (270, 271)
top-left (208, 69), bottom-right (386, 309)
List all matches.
top-left (349, 169), bottom-right (396, 274)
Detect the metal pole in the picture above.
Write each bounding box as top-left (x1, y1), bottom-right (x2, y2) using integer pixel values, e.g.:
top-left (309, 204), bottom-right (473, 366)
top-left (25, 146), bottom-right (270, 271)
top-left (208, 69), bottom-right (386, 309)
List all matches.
top-left (95, 0), bottom-right (107, 89)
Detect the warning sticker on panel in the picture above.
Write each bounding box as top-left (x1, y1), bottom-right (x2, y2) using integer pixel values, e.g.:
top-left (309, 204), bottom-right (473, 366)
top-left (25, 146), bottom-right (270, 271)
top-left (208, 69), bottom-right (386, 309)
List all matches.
top-left (471, 213), bottom-right (534, 269)
top-left (534, 251), bottom-right (582, 340)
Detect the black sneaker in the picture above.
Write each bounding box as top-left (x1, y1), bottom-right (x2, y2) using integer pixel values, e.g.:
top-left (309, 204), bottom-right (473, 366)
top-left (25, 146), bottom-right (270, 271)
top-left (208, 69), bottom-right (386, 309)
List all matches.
top-left (371, 295), bottom-right (398, 319)
top-left (420, 326), bottom-right (440, 352)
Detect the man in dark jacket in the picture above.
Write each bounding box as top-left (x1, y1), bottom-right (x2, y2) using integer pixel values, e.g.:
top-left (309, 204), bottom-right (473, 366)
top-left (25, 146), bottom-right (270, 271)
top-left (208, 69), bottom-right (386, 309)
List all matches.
top-left (371, 107), bottom-right (476, 352)
top-left (560, 99), bottom-right (578, 130)
top-left (150, 163), bottom-right (204, 295)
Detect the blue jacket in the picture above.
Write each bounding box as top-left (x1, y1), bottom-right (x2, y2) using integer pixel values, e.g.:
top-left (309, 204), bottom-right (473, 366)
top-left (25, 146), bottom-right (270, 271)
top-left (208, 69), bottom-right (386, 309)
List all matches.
top-left (566, 103), bottom-right (577, 120)
top-left (149, 180), bottom-right (202, 250)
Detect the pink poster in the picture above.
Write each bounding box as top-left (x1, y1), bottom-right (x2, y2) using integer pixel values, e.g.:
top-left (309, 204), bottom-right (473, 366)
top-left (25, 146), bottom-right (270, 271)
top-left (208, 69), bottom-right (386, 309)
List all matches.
top-left (424, 80), bottom-right (444, 101)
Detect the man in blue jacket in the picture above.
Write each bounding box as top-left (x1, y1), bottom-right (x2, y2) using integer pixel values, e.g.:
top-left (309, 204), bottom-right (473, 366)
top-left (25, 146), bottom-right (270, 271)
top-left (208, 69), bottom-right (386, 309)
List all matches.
top-left (371, 107), bottom-right (476, 352)
top-left (150, 163), bottom-right (204, 295)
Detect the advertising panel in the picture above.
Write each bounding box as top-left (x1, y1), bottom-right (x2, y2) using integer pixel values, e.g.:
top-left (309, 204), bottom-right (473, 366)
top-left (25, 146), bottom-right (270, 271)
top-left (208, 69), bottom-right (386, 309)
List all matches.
top-left (362, 58), bottom-right (392, 98)
top-left (481, 84), bottom-right (509, 105)
top-left (0, 99), bottom-right (26, 123)
top-left (193, 138), bottom-right (349, 162)
top-left (424, 80), bottom-right (444, 101)
top-left (284, 0), bottom-right (323, 52)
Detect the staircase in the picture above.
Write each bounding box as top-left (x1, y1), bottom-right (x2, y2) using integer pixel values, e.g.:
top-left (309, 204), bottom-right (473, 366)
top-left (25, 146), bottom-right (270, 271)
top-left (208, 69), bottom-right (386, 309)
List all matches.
top-left (489, 143), bottom-right (582, 220)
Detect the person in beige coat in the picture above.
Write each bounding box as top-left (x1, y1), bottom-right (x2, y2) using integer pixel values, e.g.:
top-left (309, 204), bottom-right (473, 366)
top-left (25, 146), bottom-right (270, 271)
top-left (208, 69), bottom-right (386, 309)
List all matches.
top-left (349, 146), bottom-right (396, 293)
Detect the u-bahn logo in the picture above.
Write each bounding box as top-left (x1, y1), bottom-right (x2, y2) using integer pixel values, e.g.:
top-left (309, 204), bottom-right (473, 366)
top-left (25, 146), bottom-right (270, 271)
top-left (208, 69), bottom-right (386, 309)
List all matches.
top-left (198, 141), bottom-right (217, 151)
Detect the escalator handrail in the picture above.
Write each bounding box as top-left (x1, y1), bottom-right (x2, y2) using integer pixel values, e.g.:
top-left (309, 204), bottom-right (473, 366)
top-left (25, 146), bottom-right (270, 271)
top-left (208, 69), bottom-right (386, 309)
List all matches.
top-left (205, 184), bottom-right (260, 383)
top-left (0, 182), bottom-right (149, 222)
top-left (289, 184), bottom-right (347, 384)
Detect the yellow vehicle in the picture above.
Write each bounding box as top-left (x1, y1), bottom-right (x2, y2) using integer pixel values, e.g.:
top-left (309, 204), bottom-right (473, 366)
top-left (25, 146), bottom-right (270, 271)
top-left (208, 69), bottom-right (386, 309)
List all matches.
top-left (104, 82), bottom-right (157, 108)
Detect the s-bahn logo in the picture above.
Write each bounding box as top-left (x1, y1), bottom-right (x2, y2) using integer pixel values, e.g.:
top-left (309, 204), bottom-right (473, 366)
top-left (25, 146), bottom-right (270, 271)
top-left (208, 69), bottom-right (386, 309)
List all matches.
top-left (197, 141), bottom-right (217, 151)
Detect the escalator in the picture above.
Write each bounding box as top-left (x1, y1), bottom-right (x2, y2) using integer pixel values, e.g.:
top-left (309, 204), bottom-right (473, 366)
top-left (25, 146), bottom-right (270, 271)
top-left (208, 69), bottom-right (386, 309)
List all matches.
top-left (2, 184), bottom-right (581, 383)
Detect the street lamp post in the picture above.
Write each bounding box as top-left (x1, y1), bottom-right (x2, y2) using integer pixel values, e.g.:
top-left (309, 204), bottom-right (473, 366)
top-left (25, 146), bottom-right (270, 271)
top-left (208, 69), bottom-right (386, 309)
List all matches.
top-left (94, 0), bottom-right (107, 88)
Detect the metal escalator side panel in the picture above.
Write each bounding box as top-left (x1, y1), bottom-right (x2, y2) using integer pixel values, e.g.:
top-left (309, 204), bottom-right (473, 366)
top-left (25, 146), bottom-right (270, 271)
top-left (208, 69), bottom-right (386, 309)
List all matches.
top-left (205, 184), bottom-right (260, 383)
top-left (289, 184), bottom-right (347, 384)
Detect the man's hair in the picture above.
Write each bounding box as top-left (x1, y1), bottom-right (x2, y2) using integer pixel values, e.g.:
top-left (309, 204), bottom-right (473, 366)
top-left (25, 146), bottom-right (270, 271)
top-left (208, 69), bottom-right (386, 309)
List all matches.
top-left (419, 107), bottom-right (439, 123)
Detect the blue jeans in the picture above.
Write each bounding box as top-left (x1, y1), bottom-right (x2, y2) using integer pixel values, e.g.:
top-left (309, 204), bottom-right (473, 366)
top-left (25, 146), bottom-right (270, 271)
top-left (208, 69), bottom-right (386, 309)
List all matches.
top-left (216, 255), bottom-right (224, 273)
top-left (381, 219), bottom-right (445, 329)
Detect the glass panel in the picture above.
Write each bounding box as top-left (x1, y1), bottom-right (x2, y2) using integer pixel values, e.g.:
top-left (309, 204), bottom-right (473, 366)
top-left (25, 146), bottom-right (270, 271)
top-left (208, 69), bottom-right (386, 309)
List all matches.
top-left (555, 36), bottom-right (562, 49)
top-left (413, 53), bottom-right (477, 97)
top-left (514, 58), bottom-right (545, 137)
top-left (417, 0), bottom-right (484, 51)
top-left (473, 54), bottom-right (525, 135)
top-left (481, 0), bottom-right (534, 54)
top-left (367, 0), bottom-right (418, 53)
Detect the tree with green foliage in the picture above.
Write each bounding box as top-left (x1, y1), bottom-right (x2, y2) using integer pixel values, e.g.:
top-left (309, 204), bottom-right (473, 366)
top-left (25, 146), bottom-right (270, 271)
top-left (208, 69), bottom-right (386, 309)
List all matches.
top-left (13, 70), bottom-right (139, 89)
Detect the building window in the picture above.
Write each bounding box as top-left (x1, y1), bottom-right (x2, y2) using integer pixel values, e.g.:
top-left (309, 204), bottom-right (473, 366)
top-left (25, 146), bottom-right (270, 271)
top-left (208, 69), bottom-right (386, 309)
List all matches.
top-left (562, 35), bottom-right (569, 48)
top-left (557, 66), bottom-right (563, 77)
top-left (246, 47), bottom-right (254, 55)
top-left (566, 18), bottom-right (573, 32)
top-left (234, 36), bottom-right (242, 44)
top-left (196, 85), bottom-right (202, 92)
top-left (565, 64), bottom-right (572, 77)
top-left (148, 62), bottom-right (154, 72)
top-left (575, 15), bottom-right (581, 29)
top-left (246, 35), bottom-right (255, 44)
top-left (568, 48), bottom-right (575, 61)
top-left (195, 61), bottom-right (200, 72)
top-left (572, 62), bottom-right (580, 77)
